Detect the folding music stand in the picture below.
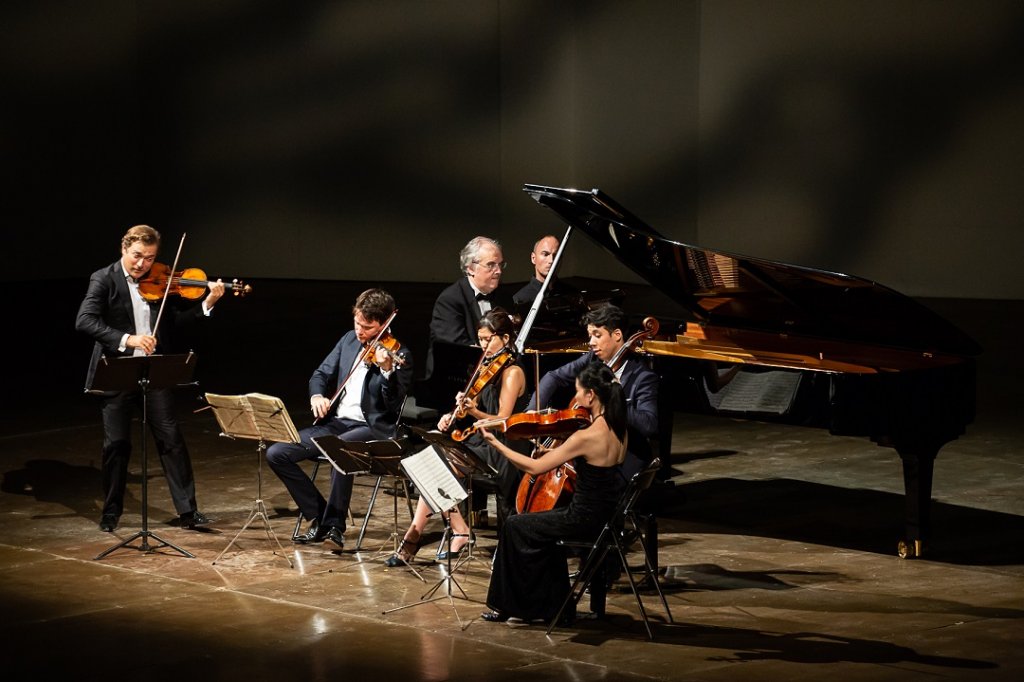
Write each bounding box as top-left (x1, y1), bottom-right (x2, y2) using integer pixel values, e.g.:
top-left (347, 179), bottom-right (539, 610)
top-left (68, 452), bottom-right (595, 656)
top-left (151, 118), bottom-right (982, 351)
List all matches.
top-left (205, 392), bottom-right (300, 567)
top-left (409, 426), bottom-right (497, 573)
top-left (311, 435), bottom-right (420, 577)
top-left (382, 440), bottom-right (484, 630)
top-left (92, 353), bottom-right (197, 560)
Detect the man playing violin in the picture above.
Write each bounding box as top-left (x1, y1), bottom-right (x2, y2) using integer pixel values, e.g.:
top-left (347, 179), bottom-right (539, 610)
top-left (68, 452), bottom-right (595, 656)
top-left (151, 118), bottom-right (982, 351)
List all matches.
top-left (529, 303), bottom-right (659, 479)
top-left (267, 288), bottom-right (413, 548)
top-left (75, 225), bottom-right (225, 532)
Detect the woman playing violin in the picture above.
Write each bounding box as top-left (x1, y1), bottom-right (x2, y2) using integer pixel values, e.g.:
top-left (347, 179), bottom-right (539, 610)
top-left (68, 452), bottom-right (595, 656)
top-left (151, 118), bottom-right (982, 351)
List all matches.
top-left (478, 361), bottom-right (627, 625)
top-left (386, 308), bottom-right (527, 567)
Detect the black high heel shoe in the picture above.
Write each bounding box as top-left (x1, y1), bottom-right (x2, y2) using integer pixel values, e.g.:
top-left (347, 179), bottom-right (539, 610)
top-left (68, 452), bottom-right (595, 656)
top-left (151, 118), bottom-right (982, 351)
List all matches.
top-left (384, 536), bottom-right (420, 567)
top-left (481, 610), bottom-right (510, 623)
top-left (436, 533), bottom-right (473, 561)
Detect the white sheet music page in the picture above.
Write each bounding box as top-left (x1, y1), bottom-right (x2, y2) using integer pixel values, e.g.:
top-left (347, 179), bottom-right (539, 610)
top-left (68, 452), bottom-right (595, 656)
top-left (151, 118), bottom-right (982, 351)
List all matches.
top-left (400, 446), bottom-right (467, 514)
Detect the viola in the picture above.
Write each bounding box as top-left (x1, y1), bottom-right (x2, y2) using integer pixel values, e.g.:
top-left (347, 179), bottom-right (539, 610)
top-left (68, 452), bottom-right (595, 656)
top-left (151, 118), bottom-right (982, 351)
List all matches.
top-left (138, 262), bottom-right (252, 301)
top-left (452, 405), bottom-right (590, 442)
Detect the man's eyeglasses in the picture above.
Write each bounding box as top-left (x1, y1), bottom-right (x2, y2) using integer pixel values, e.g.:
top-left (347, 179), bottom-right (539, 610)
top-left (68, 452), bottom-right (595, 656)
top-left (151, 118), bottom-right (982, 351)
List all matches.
top-left (472, 260), bottom-right (506, 273)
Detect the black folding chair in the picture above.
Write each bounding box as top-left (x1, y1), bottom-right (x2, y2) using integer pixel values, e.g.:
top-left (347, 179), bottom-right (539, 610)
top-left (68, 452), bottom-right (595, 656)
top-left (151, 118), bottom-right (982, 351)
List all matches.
top-left (547, 457), bottom-right (674, 640)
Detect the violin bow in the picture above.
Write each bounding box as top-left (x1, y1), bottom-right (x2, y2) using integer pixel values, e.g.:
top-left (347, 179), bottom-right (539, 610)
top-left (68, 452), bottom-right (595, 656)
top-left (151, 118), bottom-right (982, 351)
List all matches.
top-left (152, 232), bottom-right (187, 341)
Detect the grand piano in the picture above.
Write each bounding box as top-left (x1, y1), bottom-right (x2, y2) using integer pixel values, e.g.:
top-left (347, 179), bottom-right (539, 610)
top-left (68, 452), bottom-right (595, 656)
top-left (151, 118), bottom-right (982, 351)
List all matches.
top-left (522, 184), bottom-right (980, 558)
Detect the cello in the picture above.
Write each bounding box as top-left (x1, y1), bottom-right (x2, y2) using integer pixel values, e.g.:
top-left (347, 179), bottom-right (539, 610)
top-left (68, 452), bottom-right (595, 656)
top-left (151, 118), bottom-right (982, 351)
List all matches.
top-left (513, 316), bottom-right (660, 513)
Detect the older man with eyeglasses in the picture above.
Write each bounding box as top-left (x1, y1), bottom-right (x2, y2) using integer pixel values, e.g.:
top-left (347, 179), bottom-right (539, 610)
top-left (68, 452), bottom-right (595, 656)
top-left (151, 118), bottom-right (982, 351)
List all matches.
top-left (426, 236), bottom-right (510, 378)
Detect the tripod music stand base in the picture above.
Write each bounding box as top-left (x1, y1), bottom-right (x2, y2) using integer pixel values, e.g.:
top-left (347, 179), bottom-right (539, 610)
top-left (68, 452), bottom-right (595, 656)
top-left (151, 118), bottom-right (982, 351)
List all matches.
top-left (94, 529), bottom-right (195, 560)
top-left (382, 515), bottom-right (484, 630)
top-left (212, 497), bottom-right (294, 568)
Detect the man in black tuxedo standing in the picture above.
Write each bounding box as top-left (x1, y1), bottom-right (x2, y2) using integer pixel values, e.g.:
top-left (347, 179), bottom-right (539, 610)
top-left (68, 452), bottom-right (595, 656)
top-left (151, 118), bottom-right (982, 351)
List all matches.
top-left (75, 225), bottom-right (224, 532)
top-left (426, 235), bottom-right (508, 376)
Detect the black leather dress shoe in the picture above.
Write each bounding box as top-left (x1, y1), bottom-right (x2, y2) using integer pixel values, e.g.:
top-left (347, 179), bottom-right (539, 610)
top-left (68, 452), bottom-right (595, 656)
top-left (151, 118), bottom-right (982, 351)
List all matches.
top-left (295, 520), bottom-right (324, 544)
top-left (99, 515), bottom-right (118, 532)
top-left (480, 610), bottom-right (510, 623)
top-left (179, 510), bottom-right (212, 529)
top-left (323, 526), bottom-right (345, 549)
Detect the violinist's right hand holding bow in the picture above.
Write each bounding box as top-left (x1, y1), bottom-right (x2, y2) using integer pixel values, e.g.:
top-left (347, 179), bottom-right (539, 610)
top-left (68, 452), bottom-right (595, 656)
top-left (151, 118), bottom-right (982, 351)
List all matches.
top-left (310, 394), bottom-right (332, 420)
top-left (127, 334), bottom-right (157, 355)
top-left (437, 412), bottom-right (455, 432)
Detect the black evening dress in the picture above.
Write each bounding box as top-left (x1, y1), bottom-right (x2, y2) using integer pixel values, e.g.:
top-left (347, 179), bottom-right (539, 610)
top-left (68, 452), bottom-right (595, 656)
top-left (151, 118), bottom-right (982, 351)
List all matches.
top-left (460, 377), bottom-right (529, 518)
top-left (485, 458), bottom-right (623, 621)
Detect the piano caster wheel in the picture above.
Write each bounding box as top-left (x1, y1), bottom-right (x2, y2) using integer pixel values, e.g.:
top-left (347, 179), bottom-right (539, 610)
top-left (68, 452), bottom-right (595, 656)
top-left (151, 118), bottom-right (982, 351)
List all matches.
top-left (898, 539), bottom-right (923, 559)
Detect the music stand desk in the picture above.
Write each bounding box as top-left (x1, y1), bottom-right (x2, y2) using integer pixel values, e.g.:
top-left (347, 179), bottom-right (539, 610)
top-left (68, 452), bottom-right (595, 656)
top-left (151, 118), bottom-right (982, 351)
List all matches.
top-left (205, 392), bottom-right (300, 567)
top-left (92, 353), bottom-right (197, 561)
top-left (409, 427), bottom-right (497, 573)
top-left (312, 435), bottom-right (418, 571)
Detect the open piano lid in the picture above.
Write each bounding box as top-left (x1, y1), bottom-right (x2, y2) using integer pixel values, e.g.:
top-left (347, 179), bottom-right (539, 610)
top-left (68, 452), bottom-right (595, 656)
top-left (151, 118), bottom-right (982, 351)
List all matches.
top-left (524, 184), bottom-right (981, 361)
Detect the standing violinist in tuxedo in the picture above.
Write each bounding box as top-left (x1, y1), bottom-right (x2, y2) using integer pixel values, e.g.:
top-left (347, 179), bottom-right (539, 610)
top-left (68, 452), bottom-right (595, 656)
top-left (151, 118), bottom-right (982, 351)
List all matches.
top-left (529, 304), bottom-right (659, 479)
top-left (266, 288), bottom-right (413, 549)
top-left (426, 236), bottom-right (510, 377)
top-left (75, 225), bottom-right (225, 533)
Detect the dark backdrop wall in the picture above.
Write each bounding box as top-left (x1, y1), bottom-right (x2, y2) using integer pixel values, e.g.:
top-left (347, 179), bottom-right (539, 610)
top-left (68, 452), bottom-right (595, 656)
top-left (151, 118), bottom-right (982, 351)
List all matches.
top-left (4, 1), bottom-right (1021, 298)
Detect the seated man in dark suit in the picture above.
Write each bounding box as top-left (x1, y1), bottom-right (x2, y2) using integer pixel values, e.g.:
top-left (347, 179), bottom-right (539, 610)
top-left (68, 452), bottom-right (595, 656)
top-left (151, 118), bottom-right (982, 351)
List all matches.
top-left (529, 303), bottom-right (659, 479)
top-left (266, 288), bottom-right (413, 548)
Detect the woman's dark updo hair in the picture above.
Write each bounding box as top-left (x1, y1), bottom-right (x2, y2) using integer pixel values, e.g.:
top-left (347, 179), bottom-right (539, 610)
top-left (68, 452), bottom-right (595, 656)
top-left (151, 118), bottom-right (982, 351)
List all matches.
top-left (577, 360), bottom-right (627, 443)
top-left (479, 307), bottom-right (516, 343)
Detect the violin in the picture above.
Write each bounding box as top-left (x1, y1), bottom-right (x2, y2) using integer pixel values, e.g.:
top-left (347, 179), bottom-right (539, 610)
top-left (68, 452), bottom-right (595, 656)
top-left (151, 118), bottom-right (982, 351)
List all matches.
top-left (139, 262), bottom-right (252, 301)
top-left (453, 348), bottom-right (516, 420)
top-left (362, 332), bottom-right (406, 368)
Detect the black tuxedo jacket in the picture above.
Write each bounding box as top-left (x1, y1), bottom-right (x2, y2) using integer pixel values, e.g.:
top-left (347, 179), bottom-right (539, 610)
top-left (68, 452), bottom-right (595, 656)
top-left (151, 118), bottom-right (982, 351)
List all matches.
top-left (426, 277), bottom-right (510, 376)
top-left (309, 330), bottom-right (414, 439)
top-left (75, 261), bottom-right (208, 391)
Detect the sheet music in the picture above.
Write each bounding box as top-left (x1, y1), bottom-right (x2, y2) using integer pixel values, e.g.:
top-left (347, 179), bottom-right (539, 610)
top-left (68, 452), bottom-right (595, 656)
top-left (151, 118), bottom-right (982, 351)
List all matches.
top-left (705, 370), bottom-right (801, 415)
top-left (205, 393), bottom-right (301, 443)
top-left (400, 446), bottom-right (467, 514)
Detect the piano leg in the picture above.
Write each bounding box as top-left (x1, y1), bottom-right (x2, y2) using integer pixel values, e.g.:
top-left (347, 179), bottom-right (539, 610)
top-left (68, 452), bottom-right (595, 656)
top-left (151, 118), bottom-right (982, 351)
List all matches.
top-left (896, 443), bottom-right (938, 559)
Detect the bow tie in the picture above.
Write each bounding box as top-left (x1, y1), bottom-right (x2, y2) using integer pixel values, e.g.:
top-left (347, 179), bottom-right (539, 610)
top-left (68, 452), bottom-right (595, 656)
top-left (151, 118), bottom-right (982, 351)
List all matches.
top-left (475, 292), bottom-right (492, 301)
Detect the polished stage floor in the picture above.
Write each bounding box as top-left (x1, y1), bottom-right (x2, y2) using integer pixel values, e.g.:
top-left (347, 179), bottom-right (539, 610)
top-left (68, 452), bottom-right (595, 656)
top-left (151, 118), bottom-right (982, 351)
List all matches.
top-left (1, 282), bottom-right (1022, 680)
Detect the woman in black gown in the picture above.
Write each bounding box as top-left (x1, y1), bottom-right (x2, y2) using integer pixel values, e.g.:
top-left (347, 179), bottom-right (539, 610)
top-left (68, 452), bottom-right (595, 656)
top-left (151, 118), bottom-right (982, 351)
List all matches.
top-left (478, 361), bottom-right (626, 623)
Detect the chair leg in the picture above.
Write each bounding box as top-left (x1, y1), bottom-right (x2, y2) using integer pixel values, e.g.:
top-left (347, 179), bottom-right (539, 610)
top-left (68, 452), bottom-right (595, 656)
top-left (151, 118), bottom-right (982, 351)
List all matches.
top-left (546, 541), bottom-right (610, 635)
top-left (633, 531), bottom-right (674, 626)
top-left (292, 458), bottom-right (323, 540)
top-left (355, 475), bottom-right (385, 551)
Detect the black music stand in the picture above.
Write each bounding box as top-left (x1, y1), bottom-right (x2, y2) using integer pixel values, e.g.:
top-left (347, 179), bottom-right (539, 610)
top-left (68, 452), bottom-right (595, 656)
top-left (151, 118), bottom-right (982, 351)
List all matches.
top-left (382, 443), bottom-right (482, 629)
top-left (311, 436), bottom-right (420, 577)
top-left (410, 426), bottom-right (497, 574)
top-left (92, 353), bottom-right (197, 560)
top-left (205, 392), bottom-right (300, 568)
